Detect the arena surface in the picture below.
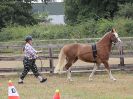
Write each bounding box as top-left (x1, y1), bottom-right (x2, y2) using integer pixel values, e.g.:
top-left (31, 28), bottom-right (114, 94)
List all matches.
top-left (1, 72), bottom-right (133, 99)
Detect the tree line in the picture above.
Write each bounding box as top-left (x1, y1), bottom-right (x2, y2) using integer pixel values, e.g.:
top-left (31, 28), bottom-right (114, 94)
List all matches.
top-left (0, 0), bottom-right (133, 29)
top-left (65, 0), bottom-right (133, 25)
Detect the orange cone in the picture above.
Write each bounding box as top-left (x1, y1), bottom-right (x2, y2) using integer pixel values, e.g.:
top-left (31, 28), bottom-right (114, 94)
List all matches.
top-left (53, 89), bottom-right (60, 99)
top-left (8, 80), bottom-right (20, 99)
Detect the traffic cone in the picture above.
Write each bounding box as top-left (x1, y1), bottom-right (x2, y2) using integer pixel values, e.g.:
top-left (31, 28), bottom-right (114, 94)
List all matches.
top-left (8, 80), bottom-right (20, 99)
top-left (53, 89), bottom-right (60, 99)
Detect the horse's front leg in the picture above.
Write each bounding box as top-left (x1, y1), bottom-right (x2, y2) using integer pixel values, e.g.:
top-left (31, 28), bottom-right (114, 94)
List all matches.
top-left (103, 61), bottom-right (116, 81)
top-left (89, 63), bottom-right (99, 81)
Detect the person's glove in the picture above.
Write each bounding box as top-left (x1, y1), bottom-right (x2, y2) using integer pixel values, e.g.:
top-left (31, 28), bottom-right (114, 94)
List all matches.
top-left (37, 50), bottom-right (43, 53)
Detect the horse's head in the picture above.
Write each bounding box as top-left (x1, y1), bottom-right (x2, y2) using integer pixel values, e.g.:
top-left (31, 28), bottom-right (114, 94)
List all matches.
top-left (109, 29), bottom-right (121, 44)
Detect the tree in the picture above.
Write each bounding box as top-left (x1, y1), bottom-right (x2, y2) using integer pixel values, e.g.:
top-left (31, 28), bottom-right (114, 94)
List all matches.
top-left (64, 0), bottom-right (79, 25)
top-left (117, 3), bottom-right (133, 19)
top-left (0, 0), bottom-right (37, 29)
top-left (64, 0), bottom-right (120, 25)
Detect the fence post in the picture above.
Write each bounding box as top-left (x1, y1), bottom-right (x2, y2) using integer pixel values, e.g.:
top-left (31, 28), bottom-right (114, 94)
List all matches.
top-left (49, 47), bottom-right (54, 73)
top-left (119, 46), bottom-right (124, 70)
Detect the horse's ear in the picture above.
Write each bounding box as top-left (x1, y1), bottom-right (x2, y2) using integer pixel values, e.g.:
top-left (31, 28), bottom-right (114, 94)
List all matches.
top-left (111, 28), bottom-right (116, 33)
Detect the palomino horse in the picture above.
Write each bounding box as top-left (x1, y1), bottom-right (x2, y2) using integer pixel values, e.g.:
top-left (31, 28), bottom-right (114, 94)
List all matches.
top-left (54, 29), bottom-right (121, 81)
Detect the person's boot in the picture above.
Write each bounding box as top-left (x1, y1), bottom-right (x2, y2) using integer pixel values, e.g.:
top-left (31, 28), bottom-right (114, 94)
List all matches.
top-left (38, 76), bottom-right (47, 83)
top-left (18, 78), bottom-right (24, 84)
top-left (40, 78), bottom-right (47, 83)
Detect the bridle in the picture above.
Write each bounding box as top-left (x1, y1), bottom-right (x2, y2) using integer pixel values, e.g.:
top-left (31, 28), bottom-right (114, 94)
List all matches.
top-left (110, 34), bottom-right (120, 45)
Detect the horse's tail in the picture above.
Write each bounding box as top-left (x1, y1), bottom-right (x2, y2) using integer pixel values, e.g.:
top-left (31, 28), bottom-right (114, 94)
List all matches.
top-left (54, 48), bottom-right (66, 73)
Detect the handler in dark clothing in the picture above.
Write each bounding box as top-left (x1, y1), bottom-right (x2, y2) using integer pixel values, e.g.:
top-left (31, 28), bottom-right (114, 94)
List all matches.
top-left (18, 36), bottom-right (47, 84)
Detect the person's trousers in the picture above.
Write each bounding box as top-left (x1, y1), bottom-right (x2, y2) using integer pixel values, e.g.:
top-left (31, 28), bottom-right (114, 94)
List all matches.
top-left (20, 57), bottom-right (40, 80)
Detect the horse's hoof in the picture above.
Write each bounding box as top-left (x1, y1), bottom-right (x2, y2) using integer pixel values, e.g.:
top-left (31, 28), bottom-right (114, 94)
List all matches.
top-left (59, 72), bottom-right (62, 74)
top-left (69, 79), bottom-right (73, 82)
top-left (54, 72), bottom-right (58, 74)
top-left (89, 78), bottom-right (93, 81)
top-left (54, 70), bottom-right (59, 74)
top-left (67, 78), bottom-right (73, 82)
top-left (110, 78), bottom-right (116, 81)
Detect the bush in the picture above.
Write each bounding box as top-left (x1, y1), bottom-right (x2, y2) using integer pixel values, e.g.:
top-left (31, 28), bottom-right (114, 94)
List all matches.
top-left (124, 21), bottom-right (133, 35)
top-left (112, 18), bottom-right (133, 36)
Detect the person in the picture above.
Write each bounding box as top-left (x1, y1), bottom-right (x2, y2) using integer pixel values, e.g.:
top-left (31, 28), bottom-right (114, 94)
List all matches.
top-left (18, 36), bottom-right (47, 84)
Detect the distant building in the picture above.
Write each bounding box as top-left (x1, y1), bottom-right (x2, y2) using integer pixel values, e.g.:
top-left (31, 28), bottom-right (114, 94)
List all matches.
top-left (32, 0), bottom-right (65, 24)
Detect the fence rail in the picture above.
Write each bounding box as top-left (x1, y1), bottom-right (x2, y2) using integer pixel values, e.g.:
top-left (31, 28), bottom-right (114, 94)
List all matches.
top-left (0, 37), bottom-right (133, 74)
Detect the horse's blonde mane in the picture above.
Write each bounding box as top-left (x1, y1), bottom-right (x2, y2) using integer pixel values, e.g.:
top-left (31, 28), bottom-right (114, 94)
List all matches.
top-left (100, 32), bottom-right (111, 40)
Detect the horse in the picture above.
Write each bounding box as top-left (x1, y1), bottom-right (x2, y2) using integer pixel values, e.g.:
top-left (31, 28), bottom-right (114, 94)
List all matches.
top-left (54, 29), bottom-right (121, 81)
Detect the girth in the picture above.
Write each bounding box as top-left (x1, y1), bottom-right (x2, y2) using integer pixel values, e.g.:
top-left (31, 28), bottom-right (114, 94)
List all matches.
top-left (92, 44), bottom-right (97, 62)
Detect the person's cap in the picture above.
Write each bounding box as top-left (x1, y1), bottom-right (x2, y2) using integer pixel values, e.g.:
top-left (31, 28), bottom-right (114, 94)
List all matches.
top-left (25, 36), bottom-right (32, 42)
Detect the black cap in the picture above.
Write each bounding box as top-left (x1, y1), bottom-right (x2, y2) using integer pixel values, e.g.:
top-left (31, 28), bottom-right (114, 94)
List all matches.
top-left (25, 36), bottom-right (32, 42)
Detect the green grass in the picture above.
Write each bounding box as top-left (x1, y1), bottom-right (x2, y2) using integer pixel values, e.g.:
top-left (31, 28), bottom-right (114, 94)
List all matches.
top-left (1, 72), bottom-right (133, 99)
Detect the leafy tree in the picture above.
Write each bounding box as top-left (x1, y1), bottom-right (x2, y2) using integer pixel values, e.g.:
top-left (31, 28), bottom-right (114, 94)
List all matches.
top-left (117, 3), bottom-right (133, 19)
top-left (64, 0), bottom-right (79, 25)
top-left (64, 0), bottom-right (132, 25)
top-left (0, 0), bottom-right (38, 29)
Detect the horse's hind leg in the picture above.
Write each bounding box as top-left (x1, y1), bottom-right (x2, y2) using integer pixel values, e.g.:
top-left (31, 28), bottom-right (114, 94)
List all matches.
top-left (64, 60), bottom-right (73, 81)
top-left (67, 67), bottom-right (73, 81)
top-left (103, 61), bottom-right (116, 81)
top-left (89, 63), bottom-right (100, 81)
top-left (65, 58), bottom-right (77, 81)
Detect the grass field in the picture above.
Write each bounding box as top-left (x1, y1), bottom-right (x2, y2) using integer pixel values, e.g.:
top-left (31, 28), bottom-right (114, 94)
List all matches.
top-left (1, 72), bottom-right (133, 99)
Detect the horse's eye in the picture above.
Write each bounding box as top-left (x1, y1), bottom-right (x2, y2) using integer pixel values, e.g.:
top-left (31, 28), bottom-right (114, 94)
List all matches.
top-left (112, 34), bottom-right (115, 37)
